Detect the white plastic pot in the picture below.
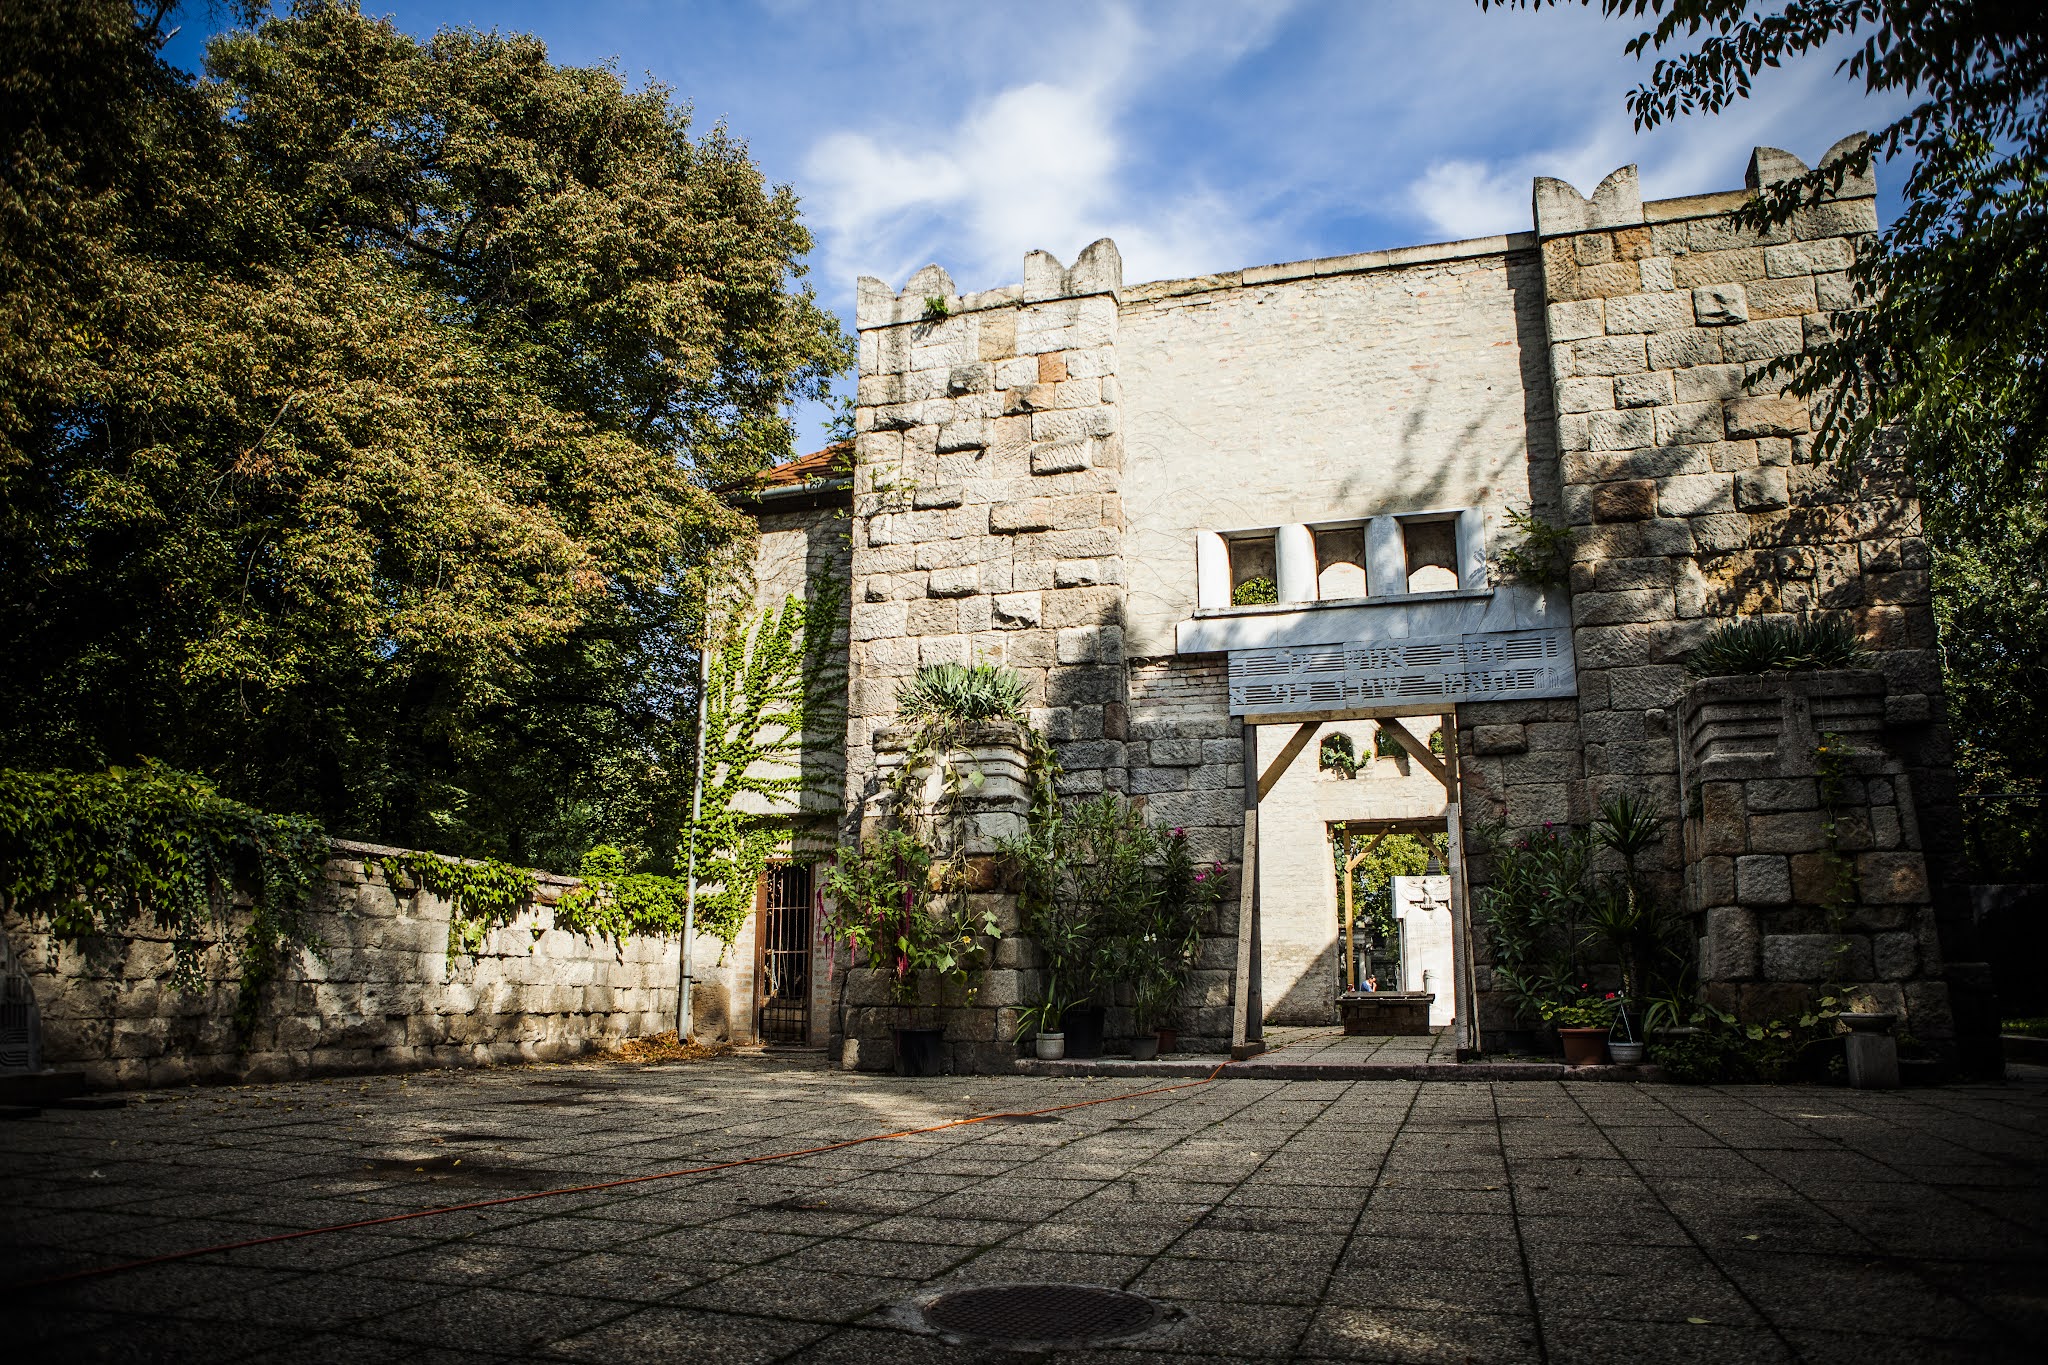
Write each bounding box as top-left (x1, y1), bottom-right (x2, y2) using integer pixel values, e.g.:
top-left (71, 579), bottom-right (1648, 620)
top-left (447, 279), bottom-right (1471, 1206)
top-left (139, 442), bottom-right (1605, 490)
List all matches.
top-left (1609, 1041), bottom-right (1646, 1065)
top-left (1035, 1032), bottom-right (1066, 1061)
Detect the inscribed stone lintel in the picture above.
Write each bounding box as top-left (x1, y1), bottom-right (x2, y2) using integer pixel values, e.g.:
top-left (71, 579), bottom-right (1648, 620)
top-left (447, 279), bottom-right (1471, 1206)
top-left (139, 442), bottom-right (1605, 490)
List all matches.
top-left (1225, 627), bottom-right (1577, 717)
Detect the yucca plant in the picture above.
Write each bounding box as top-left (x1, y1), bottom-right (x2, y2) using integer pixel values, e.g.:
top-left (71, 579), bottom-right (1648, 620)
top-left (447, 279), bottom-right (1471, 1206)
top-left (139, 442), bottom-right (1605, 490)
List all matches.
top-left (1685, 616), bottom-right (1870, 677)
top-left (895, 662), bottom-right (1029, 724)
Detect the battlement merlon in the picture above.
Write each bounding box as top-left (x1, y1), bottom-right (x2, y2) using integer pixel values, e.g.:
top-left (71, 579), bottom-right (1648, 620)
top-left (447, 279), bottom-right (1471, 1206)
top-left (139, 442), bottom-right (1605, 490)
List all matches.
top-left (854, 238), bottom-right (1123, 330)
top-left (1533, 132), bottom-right (1877, 239)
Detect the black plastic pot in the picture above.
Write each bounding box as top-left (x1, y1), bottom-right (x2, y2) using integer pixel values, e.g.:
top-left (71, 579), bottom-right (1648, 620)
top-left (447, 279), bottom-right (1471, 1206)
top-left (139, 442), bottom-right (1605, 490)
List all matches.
top-left (894, 1026), bottom-right (945, 1077)
top-left (1060, 1006), bottom-right (1105, 1060)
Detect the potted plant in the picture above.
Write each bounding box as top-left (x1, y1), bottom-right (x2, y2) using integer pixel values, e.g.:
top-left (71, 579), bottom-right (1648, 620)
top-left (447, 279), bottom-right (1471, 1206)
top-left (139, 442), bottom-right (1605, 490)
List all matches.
top-left (1124, 828), bottom-right (1218, 1060)
top-left (1005, 797), bottom-right (1216, 1062)
top-left (1542, 988), bottom-right (1619, 1066)
top-left (821, 826), bottom-right (996, 1076)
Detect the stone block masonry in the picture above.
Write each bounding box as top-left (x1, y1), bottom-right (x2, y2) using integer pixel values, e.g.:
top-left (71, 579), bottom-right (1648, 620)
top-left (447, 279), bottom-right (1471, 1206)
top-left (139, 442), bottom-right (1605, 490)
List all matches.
top-left (847, 242), bottom-right (1132, 821)
top-left (796, 133), bottom-right (1978, 1062)
top-left (1680, 672), bottom-right (1949, 1039)
top-left (6, 839), bottom-right (712, 1090)
top-left (1527, 134), bottom-right (1966, 1050)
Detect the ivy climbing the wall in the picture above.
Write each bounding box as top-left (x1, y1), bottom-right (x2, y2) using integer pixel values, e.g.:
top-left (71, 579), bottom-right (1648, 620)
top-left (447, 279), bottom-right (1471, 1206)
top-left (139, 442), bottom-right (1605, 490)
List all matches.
top-left (0, 763), bottom-right (329, 1039)
top-left (373, 851), bottom-right (540, 959)
top-left (554, 846), bottom-right (687, 943)
top-left (681, 574), bottom-right (849, 947)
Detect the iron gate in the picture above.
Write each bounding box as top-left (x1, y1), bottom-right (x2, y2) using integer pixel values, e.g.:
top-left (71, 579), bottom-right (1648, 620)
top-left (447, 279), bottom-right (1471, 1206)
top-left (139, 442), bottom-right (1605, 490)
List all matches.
top-left (757, 863), bottom-right (813, 1044)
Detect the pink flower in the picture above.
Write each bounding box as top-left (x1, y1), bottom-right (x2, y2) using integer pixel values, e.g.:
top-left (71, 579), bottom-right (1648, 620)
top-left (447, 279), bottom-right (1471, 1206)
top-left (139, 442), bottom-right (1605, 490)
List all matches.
top-left (1173, 827), bottom-right (1185, 838)
top-left (1194, 871), bottom-right (1207, 882)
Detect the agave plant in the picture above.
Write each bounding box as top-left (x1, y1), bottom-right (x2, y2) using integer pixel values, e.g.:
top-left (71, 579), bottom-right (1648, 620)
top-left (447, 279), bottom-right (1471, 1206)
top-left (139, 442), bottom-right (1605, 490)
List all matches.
top-left (1686, 616), bottom-right (1870, 677)
top-left (895, 662), bottom-right (1029, 724)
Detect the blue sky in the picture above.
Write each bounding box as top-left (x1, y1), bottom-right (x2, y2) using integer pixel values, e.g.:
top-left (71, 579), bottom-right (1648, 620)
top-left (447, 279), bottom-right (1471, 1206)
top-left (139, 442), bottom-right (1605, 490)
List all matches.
top-left (165, 1), bottom-right (1910, 449)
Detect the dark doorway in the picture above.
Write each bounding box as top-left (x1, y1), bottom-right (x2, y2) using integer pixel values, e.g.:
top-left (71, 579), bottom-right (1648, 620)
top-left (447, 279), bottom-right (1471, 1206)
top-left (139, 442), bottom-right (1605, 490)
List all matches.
top-left (756, 863), bottom-right (814, 1044)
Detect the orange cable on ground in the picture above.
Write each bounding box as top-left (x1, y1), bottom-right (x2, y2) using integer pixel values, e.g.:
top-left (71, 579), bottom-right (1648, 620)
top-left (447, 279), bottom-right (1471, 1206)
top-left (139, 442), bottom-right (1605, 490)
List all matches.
top-left (18, 1040), bottom-right (1327, 1291)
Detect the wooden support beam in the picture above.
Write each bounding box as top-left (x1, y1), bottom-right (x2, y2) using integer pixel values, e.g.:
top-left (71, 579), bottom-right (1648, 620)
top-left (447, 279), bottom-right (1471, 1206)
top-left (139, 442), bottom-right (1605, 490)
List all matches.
top-left (1379, 719), bottom-right (1450, 789)
top-left (1346, 828), bottom-right (1391, 873)
top-left (1256, 720), bottom-right (1321, 801)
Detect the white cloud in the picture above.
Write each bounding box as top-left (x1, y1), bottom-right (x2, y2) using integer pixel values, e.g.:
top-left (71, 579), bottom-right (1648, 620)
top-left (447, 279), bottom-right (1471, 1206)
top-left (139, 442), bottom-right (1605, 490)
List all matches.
top-left (1406, 159), bottom-right (1530, 242)
top-left (800, 2), bottom-right (1292, 295)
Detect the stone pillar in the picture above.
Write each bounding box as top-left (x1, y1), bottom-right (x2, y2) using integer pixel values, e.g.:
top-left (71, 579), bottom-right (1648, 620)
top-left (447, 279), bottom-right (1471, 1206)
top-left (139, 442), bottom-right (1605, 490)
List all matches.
top-left (1195, 530), bottom-right (1231, 610)
top-left (847, 241), bottom-right (1128, 813)
top-left (1530, 137), bottom-right (1960, 1039)
top-left (1274, 523), bottom-right (1317, 603)
top-left (1365, 516), bottom-right (1405, 597)
top-left (1680, 670), bottom-right (1949, 1042)
top-left (841, 723), bottom-right (1042, 1073)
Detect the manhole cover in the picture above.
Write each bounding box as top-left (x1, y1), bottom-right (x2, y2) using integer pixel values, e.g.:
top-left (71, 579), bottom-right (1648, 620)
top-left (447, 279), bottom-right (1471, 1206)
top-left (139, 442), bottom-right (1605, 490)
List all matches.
top-left (920, 1283), bottom-right (1171, 1348)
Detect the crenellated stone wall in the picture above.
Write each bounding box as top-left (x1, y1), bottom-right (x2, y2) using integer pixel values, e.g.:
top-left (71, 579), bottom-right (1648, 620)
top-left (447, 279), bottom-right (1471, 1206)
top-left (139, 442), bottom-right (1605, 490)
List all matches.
top-left (808, 134), bottom-right (1982, 1062)
top-left (847, 242), bottom-right (1131, 818)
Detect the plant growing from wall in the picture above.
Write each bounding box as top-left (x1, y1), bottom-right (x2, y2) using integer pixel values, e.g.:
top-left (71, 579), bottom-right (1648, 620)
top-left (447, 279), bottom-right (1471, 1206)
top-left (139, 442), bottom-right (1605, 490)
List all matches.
top-left (1232, 576), bottom-right (1279, 606)
top-left (819, 825), bottom-right (994, 1006)
top-left (0, 763), bottom-right (329, 1040)
top-left (1495, 508), bottom-right (1576, 590)
top-left (683, 575), bottom-right (849, 948)
top-left (1686, 617), bottom-right (1871, 676)
top-left (553, 846), bottom-right (688, 944)
top-left (1319, 733), bottom-right (1362, 779)
top-left (374, 851), bottom-right (540, 960)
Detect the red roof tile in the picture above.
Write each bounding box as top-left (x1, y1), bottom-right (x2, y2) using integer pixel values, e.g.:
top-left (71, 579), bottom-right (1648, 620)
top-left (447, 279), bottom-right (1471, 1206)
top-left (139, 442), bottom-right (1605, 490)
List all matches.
top-left (755, 442), bottom-right (852, 488)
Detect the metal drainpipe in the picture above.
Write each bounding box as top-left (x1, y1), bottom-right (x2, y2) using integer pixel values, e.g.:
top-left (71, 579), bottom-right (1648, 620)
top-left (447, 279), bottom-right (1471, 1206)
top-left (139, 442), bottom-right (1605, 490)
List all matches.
top-left (677, 610), bottom-right (713, 1040)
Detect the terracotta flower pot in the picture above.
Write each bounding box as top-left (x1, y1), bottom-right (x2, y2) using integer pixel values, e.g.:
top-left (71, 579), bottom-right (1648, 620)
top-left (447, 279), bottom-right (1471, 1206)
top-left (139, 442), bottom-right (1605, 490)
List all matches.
top-left (1558, 1026), bottom-right (1611, 1068)
top-left (1156, 1028), bottom-right (1178, 1055)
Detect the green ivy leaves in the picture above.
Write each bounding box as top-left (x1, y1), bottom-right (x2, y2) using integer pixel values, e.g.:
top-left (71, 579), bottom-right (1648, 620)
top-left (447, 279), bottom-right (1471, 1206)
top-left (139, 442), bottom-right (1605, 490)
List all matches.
top-left (0, 762), bottom-right (329, 1041)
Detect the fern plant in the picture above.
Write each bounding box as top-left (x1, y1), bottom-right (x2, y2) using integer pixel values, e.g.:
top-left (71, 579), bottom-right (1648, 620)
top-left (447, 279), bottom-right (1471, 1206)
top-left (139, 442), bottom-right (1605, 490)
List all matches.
top-left (1495, 508), bottom-right (1575, 589)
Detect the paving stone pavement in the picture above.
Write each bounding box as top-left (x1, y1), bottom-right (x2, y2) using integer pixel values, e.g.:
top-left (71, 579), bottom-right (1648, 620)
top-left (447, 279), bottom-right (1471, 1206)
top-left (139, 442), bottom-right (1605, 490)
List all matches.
top-left (4, 1056), bottom-right (2045, 1363)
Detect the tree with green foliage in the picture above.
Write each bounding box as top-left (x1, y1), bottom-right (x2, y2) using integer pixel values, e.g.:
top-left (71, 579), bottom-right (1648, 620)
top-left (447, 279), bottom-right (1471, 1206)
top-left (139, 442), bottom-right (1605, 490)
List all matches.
top-left (1332, 830), bottom-right (1447, 983)
top-left (1483, 0), bottom-right (2047, 865)
top-left (0, 0), bottom-right (850, 866)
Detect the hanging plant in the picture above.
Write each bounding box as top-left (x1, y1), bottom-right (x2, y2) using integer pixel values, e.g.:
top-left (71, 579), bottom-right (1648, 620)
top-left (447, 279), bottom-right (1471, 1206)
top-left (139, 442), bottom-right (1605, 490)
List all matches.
top-left (0, 763), bottom-right (329, 1041)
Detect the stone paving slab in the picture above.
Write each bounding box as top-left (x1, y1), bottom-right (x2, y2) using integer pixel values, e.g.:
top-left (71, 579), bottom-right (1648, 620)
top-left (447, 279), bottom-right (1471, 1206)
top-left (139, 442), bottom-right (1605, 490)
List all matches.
top-left (3, 1057), bottom-right (2045, 1363)
top-left (1020, 1027), bottom-right (1650, 1082)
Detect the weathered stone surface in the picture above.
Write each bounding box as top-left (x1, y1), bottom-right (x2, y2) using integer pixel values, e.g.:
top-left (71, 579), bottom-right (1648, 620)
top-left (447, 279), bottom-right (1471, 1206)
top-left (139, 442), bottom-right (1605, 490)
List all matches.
top-left (1692, 283), bottom-right (1749, 325)
top-left (1591, 480), bottom-right (1657, 522)
top-left (1736, 854), bottom-right (1792, 905)
top-left (1763, 933), bottom-right (1872, 982)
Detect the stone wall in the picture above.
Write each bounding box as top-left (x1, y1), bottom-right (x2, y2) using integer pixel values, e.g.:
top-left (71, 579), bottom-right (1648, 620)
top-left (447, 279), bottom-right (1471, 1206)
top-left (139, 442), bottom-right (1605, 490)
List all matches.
top-left (848, 242), bottom-right (1130, 816)
top-left (817, 136), bottom-right (1973, 1059)
top-left (1125, 656), bottom-right (1243, 1053)
top-left (5, 840), bottom-right (721, 1089)
top-left (1682, 671), bottom-right (1949, 1039)
top-left (1526, 138), bottom-right (1964, 1044)
top-left (1117, 237), bottom-right (1557, 656)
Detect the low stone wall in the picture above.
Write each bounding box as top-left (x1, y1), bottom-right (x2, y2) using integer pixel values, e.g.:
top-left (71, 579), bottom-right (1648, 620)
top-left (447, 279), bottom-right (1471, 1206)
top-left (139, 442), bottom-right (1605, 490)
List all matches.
top-left (3, 839), bottom-right (707, 1090)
